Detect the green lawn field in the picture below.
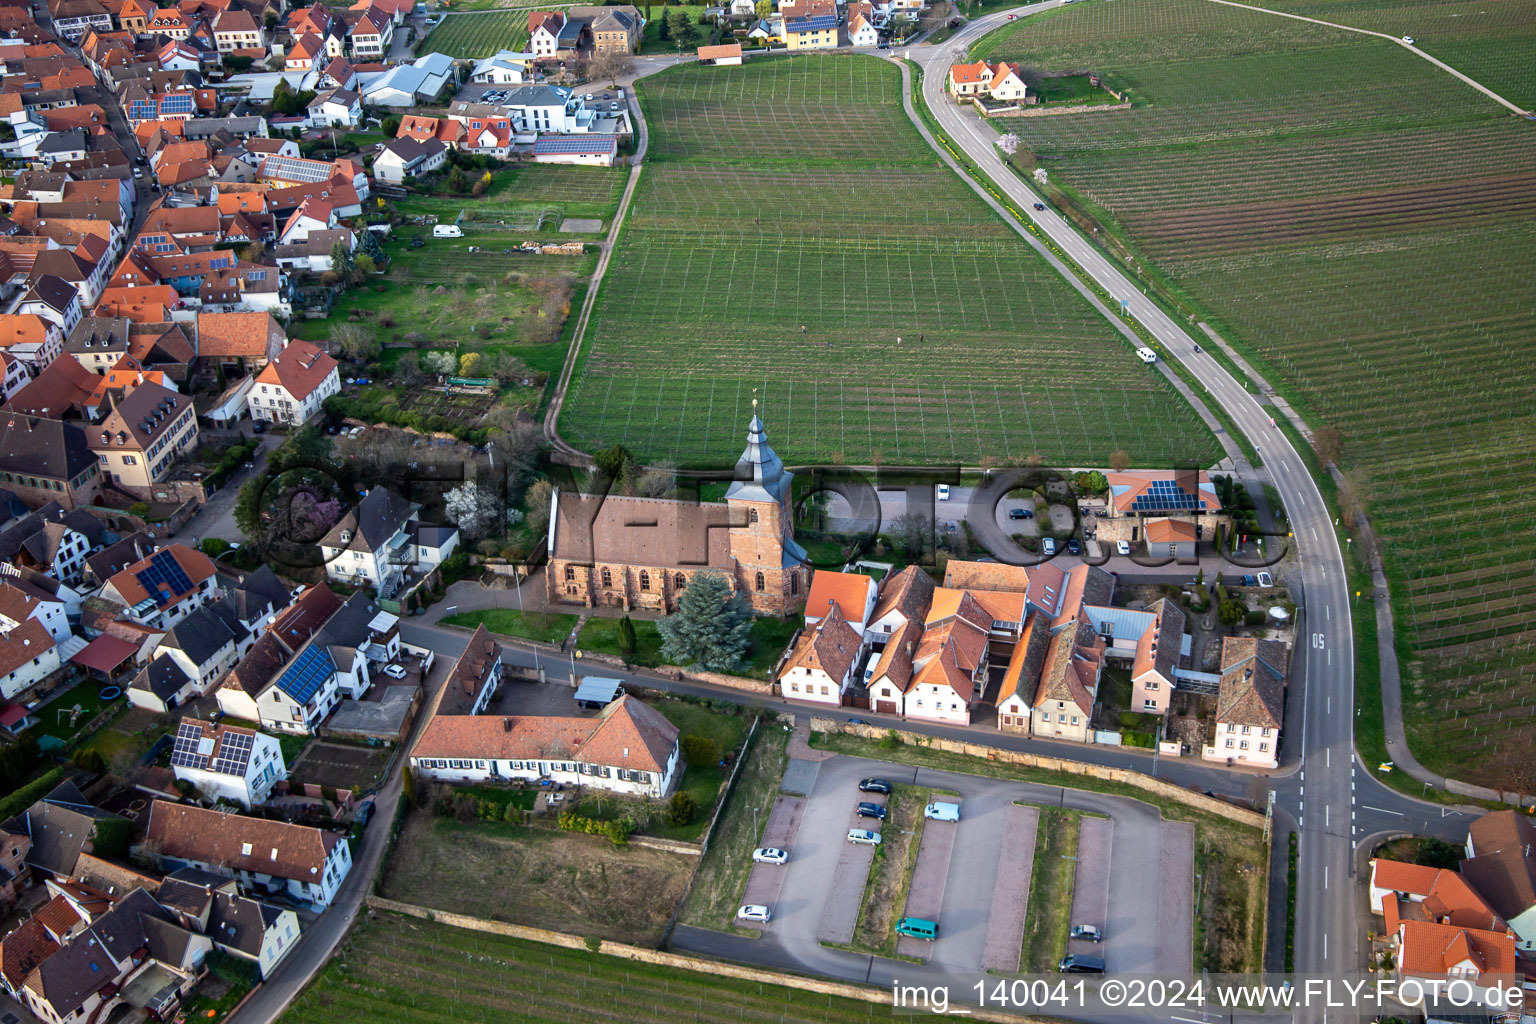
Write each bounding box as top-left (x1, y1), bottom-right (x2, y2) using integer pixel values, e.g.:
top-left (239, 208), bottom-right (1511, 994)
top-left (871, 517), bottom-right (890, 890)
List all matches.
top-left (976, 0), bottom-right (1536, 784)
top-left (559, 53), bottom-right (1222, 469)
top-left (282, 911), bottom-right (920, 1023)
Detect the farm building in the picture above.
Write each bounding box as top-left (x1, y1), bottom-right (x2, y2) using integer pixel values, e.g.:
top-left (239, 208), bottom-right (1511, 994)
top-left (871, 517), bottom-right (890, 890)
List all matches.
top-left (532, 135), bottom-right (617, 166)
top-left (697, 42), bottom-right (743, 65)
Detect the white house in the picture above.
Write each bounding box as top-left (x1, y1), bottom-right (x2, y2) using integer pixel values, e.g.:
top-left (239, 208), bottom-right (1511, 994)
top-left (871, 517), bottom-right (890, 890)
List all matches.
top-left (901, 595), bottom-right (990, 725)
top-left (127, 655), bottom-right (199, 713)
top-left (1204, 636), bottom-right (1286, 769)
top-left (147, 801), bottom-right (353, 909)
top-left (530, 135), bottom-right (616, 166)
top-left (247, 339), bottom-right (339, 427)
top-left (169, 718), bottom-right (286, 808)
top-left (347, 12), bottom-right (392, 58)
top-left (14, 276), bottom-right (82, 335)
top-left (410, 695), bottom-right (681, 798)
top-left (205, 890), bottom-right (301, 979)
top-left (847, 11), bottom-right (879, 46)
top-left (99, 544), bottom-right (220, 630)
top-left (777, 603), bottom-right (862, 707)
top-left (306, 88), bottom-right (361, 128)
top-left (0, 314), bottom-right (63, 372)
top-left (318, 486), bottom-right (457, 600)
top-left (0, 352), bottom-right (28, 402)
top-left (470, 49), bottom-right (534, 84)
top-left (0, 578), bottom-right (72, 644)
top-left (371, 137), bottom-right (447, 183)
top-left (142, 599), bottom-right (249, 695)
top-left (278, 196), bottom-right (337, 245)
top-left (0, 619), bottom-right (59, 700)
top-left (1028, 618), bottom-right (1105, 743)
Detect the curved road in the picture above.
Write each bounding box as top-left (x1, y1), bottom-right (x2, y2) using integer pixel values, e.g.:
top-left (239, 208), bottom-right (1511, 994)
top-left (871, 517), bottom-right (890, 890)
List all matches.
top-left (908, 8), bottom-right (1371, 987)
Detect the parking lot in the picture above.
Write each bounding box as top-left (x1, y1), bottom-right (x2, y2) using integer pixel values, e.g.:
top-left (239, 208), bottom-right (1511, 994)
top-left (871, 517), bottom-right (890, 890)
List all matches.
top-left (734, 753), bottom-right (1194, 976)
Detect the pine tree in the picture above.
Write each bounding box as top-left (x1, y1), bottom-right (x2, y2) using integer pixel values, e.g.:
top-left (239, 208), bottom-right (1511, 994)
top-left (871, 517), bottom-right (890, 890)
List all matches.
top-left (656, 571), bottom-right (751, 672)
top-left (617, 615), bottom-right (638, 658)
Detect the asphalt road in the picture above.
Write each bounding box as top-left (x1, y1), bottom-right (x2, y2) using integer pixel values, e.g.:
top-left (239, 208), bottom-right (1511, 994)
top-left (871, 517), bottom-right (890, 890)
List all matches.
top-left (903, 9), bottom-right (1492, 994)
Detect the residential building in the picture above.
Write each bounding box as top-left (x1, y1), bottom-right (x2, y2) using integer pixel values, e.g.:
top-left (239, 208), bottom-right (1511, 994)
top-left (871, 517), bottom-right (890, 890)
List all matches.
top-left (547, 413), bottom-right (809, 615)
top-left (865, 564), bottom-right (934, 644)
top-left (1094, 469), bottom-right (1227, 547)
top-left (0, 781), bottom-right (120, 882)
top-left (437, 623), bottom-right (503, 715)
top-left (784, 14), bottom-right (838, 50)
top-left (0, 578), bottom-right (73, 644)
top-left (575, 4), bottom-right (641, 55)
top-left (0, 504), bottom-right (104, 584)
top-left (1205, 636), bottom-right (1286, 769)
top-left (903, 592), bottom-right (990, 724)
top-left (307, 88), bottom-right (361, 128)
top-left (531, 135), bottom-right (616, 166)
top-left (15, 276), bottom-right (82, 335)
top-left (0, 619), bottom-right (58, 700)
top-left (211, 9), bottom-right (263, 51)
top-left (1144, 516), bottom-right (1197, 559)
top-left (1, 353), bottom-right (29, 402)
top-left (87, 381), bottom-right (198, 491)
top-left (0, 417), bottom-right (102, 509)
top-left (698, 42), bottom-right (743, 64)
top-left (1461, 811), bottom-right (1536, 953)
top-left (470, 49), bottom-right (534, 84)
top-left (64, 316), bottom-right (131, 376)
top-left (1368, 858), bottom-right (1519, 1001)
top-left (778, 603), bottom-right (862, 707)
top-left (995, 616), bottom-right (1050, 732)
top-left (126, 655), bottom-right (198, 712)
top-left (204, 889), bottom-right (300, 978)
top-left (168, 718), bottom-right (287, 808)
top-left (410, 694), bottom-right (681, 798)
top-left (145, 802), bottom-right (353, 909)
top-left (803, 569), bottom-right (878, 633)
top-left (847, 9), bottom-right (878, 46)
top-left (371, 137), bottom-right (447, 183)
top-left (99, 543), bottom-right (219, 629)
top-left (247, 339), bottom-right (339, 426)
top-left (347, 11), bottom-right (391, 58)
top-left (0, 314), bottom-right (64, 373)
top-left (947, 59), bottom-right (1028, 103)
top-left (1029, 616), bottom-right (1105, 742)
top-left (318, 486), bottom-right (458, 599)
top-left (140, 598), bottom-right (250, 695)
top-left (195, 311), bottom-right (284, 377)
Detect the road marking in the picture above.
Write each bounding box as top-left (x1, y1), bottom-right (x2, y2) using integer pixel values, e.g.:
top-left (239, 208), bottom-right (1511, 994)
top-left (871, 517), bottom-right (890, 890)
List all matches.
top-left (1361, 806), bottom-right (1404, 816)
top-left (1325, 805), bottom-right (1329, 828)
top-left (1310, 527), bottom-right (1318, 541)
top-left (1327, 696), bottom-right (1331, 714)
top-left (1326, 748), bottom-right (1330, 768)
top-left (1324, 865), bottom-right (1329, 888)
top-left (1324, 934), bottom-right (1328, 960)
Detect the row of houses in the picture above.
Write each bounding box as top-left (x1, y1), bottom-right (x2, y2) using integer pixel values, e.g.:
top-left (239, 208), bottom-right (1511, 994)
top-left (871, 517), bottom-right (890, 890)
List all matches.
top-left (780, 558), bottom-right (1287, 769)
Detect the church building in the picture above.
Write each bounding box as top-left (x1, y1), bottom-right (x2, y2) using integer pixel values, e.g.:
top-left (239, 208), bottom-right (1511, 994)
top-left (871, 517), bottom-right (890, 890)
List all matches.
top-left (545, 411), bottom-right (810, 615)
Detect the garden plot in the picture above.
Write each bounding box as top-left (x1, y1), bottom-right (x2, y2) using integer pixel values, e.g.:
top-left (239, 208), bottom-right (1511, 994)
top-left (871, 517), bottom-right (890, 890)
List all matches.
top-left (559, 54), bottom-right (1221, 470)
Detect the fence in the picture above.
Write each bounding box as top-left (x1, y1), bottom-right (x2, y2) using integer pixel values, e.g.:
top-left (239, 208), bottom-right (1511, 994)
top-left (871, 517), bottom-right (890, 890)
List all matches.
top-left (810, 717), bottom-right (1268, 828)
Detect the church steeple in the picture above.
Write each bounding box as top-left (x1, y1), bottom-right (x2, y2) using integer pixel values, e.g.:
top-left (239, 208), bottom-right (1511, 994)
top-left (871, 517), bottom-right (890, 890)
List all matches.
top-left (725, 399), bottom-right (790, 505)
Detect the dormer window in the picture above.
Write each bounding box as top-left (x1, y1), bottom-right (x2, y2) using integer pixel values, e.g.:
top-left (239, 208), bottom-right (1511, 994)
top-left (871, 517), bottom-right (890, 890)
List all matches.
top-left (339, 530), bottom-right (350, 543)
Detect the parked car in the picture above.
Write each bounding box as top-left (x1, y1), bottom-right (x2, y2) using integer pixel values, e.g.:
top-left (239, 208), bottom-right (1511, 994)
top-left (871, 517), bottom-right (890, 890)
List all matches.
top-left (937, 483), bottom-right (951, 501)
top-left (737, 904), bottom-right (771, 923)
top-left (1006, 12), bottom-right (1017, 18)
top-left (1401, 34), bottom-right (1415, 43)
top-left (1116, 540), bottom-right (1131, 556)
top-left (752, 847), bottom-right (788, 865)
top-left (355, 800), bottom-right (376, 826)
top-left (924, 802), bottom-right (960, 822)
top-left (1241, 574), bottom-right (1257, 586)
top-left (1067, 538), bottom-right (1081, 555)
top-left (858, 778), bottom-right (892, 794)
top-left (1059, 954), bottom-right (1105, 973)
top-left (382, 664), bottom-right (408, 679)
top-left (896, 917), bottom-right (938, 939)
top-left (1070, 924), bottom-right (1102, 942)
top-left (1042, 537), bottom-right (1056, 555)
top-left (856, 801), bottom-right (887, 821)
top-left (1257, 571), bottom-right (1274, 587)
top-left (1009, 507), bottom-right (1033, 520)
top-left (847, 829), bottom-right (882, 846)
top-left (251, 420), bottom-right (266, 434)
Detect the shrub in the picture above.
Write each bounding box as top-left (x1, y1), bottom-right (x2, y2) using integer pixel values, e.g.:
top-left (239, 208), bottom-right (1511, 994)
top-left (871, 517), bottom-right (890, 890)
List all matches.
top-left (558, 811), bottom-right (632, 846)
top-left (1245, 609), bottom-right (1268, 626)
top-left (504, 802), bottom-right (521, 824)
top-left (666, 790), bottom-right (696, 826)
top-left (878, 728), bottom-right (902, 750)
top-left (200, 538), bottom-right (231, 558)
top-left (679, 734), bottom-right (721, 768)
top-left (128, 502), bottom-right (150, 518)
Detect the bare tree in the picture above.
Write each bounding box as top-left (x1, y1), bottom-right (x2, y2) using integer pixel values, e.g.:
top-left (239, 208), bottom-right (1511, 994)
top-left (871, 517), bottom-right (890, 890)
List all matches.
top-left (587, 51), bottom-right (634, 86)
top-left (891, 512), bottom-right (930, 557)
top-left (635, 460), bottom-right (678, 499)
top-left (1109, 449), bottom-right (1131, 472)
top-left (1311, 424), bottom-right (1343, 467)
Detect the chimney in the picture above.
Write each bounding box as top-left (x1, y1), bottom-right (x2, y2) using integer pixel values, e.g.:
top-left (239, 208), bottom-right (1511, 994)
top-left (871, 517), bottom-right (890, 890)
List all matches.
top-left (502, 717), bottom-right (510, 732)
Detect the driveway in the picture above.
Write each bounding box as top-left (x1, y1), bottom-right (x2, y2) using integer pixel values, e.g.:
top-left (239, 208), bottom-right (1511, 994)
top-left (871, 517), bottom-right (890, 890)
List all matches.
top-left (172, 432), bottom-right (279, 547)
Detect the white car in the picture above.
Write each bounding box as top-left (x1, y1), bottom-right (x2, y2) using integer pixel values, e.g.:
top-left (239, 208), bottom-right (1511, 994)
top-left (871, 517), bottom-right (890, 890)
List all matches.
top-left (1136, 347), bottom-right (1158, 363)
top-left (1401, 34), bottom-right (1415, 43)
top-left (847, 828), bottom-right (882, 846)
top-left (1116, 540), bottom-right (1131, 556)
top-left (737, 904), bottom-right (771, 923)
top-left (752, 847), bottom-right (788, 865)
top-left (381, 664), bottom-right (408, 679)
top-left (924, 802), bottom-right (960, 822)
top-left (1257, 571), bottom-right (1275, 588)
top-left (937, 484), bottom-right (951, 501)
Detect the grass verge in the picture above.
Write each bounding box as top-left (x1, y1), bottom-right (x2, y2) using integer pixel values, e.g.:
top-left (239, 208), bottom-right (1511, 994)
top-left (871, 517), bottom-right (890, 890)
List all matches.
top-left (851, 784), bottom-right (926, 957)
top-left (1019, 803), bottom-right (1079, 972)
top-left (441, 607), bottom-right (580, 645)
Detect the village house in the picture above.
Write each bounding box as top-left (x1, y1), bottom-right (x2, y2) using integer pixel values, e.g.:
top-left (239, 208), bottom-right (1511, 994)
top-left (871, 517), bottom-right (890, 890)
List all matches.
top-left (0, 504), bottom-right (103, 585)
top-left (130, 598), bottom-right (250, 708)
top-left (784, 13), bottom-right (838, 50)
top-left (317, 486), bottom-right (458, 600)
top-left (246, 339), bottom-right (339, 426)
top-left (146, 801), bottom-right (353, 909)
top-left (168, 717), bottom-right (287, 808)
top-left (1461, 811), bottom-right (1536, 953)
top-left (1028, 617), bottom-right (1106, 742)
top-left (99, 543), bottom-right (219, 629)
top-left (86, 381), bottom-right (198, 491)
top-left (803, 569), bottom-right (879, 633)
top-left (437, 623), bottom-right (503, 716)
top-left (1368, 858), bottom-right (1519, 1001)
top-left (697, 42), bottom-right (744, 65)
top-left (778, 603), bottom-right (863, 707)
top-left (372, 137), bottom-right (447, 183)
top-left (0, 578), bottom-right (74, 646)
top-left (1093, 469), bottom-right (1228, 548)
top-left (0, 417), bottom-right (104, 510)
top-left (1205, 636), bottom-right (1287, 769)
top-left (0, 618), bottom-right (58, 700)
top-left (410, 694), bottom-right (681, 798)
top-left (195, 311), bottom-right (285, 378)
top-left (547, 412), bottom-right (809, 616)
top-left (947, 59), bottom-right (1029, 103)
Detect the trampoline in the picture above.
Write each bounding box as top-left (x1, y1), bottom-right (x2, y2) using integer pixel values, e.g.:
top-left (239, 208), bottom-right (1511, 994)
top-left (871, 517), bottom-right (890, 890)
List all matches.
top-left (98, 685), bottom-right (122, 701)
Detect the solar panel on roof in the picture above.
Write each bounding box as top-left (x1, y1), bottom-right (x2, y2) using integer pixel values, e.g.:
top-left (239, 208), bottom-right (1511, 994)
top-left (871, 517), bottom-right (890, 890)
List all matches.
top-left (277, 645), bottom-right (336, 704)
top-left (533, 136), bottom-right (615, 154)
top-left (169, 721), bottom-right (210, 770)
top-left (211, 730), bottom-right (254, 776)
top-left (134, 549), bottom-right (195, 607)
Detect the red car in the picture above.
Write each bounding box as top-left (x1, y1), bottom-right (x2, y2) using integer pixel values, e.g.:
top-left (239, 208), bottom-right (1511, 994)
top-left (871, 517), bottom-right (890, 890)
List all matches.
top-left (1006, 12), bottom-right (1017, 17)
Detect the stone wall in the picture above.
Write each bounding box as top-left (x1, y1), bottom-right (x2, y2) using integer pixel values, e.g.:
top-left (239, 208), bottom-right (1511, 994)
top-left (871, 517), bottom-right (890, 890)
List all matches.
top-left (810, 717), bottom-right (1267, 828)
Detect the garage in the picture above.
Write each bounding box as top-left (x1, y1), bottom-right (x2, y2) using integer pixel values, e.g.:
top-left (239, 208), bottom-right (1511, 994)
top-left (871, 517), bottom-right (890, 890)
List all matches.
top-left (876, 699), bottom-right (898, 714)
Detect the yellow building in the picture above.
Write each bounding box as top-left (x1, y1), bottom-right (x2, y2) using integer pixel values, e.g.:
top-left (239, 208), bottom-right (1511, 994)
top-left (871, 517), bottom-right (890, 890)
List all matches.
top-left (88, 381), bottom-right (198, 493)
top-left (784, 13), bottom-right (837, 49)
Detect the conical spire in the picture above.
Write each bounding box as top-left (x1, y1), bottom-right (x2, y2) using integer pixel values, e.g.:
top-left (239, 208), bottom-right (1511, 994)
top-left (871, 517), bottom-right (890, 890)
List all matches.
top-left (725, 401), bottom-right (789, 504)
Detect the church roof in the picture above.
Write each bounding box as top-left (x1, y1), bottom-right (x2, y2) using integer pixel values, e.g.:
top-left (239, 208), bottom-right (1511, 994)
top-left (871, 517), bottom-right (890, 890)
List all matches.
top-left (723, 411), bottom-right (791, 506)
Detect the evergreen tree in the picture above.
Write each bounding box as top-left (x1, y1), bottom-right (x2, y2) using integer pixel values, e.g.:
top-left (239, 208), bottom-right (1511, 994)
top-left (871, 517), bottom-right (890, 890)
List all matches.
top-left (617, 615), bottom-right (638, 658)
top-left (656, 571), bottom-right (751, 672)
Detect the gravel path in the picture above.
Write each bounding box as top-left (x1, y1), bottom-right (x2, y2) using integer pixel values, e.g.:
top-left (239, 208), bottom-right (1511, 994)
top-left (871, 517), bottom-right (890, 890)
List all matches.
top-left (896, 818), bottom-right (956, 960)
top-left (738, 795), bottom-right (806, 929)
top-left (1066, 814), bottom-right (1114, 959)
top-left (981, 803), bottom-right (1039, 972)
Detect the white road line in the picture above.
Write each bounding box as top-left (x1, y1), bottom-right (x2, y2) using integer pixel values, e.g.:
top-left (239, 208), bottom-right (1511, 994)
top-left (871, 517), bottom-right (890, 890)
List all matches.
top-left (1361, 806), bottom-right (1404, 816)
top-left (1324, 934), bottom-right (1328, 960)
top-left (1324, 865), bottom-right (1329, 888)
top-left (1326, 748), bottom-right (1330, 768)
top-left (1325, 805), bottom-right (1329, 828)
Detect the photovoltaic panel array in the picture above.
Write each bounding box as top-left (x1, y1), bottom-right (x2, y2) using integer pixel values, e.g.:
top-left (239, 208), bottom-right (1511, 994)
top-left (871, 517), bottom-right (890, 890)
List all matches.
top-left (169, 721), bottom-right (210, 771)
top-left (1128, 478), bottom-right (1208, 513)
top-left (277, 645), bottom-right (336, 704)
top-left (135, 549), bottom-right (195, 606)
top-left (211, 729), bottom-right (254, 776)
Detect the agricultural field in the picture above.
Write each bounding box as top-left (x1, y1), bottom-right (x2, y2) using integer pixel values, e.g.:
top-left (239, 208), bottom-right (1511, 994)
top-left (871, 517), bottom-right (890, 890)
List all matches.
top-left (560, 54), bottom-right (1222, 469)
top-left (283, 911), bottom-right (919, 1023)
top-left (418, 10), bottom-right (529, 57)
top-left (977, 0), bottom-right (1536, 784)
top-left (395, 162), bottom-right (628, 229)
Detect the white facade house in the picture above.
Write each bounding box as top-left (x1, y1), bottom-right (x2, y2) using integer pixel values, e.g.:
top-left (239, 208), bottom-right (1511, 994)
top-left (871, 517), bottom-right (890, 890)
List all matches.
top-left (371, 137), bottom-right (447, 183)
top-left (318, 486), bottom-right (457, 600)
top-left (0, 579), bottom-right (72, 643)
top-left (206, 891), bottom-right (301, 979)
top-left (778, 604), bottom-right (863, 707)
top-left (147, 801), bottom-right (353, 909)
top-left (1204, 636), bottom-right (1286, 769)
top-left (247, 339), bottom-right (339, 427)
top-left (99, 544), bottom-right (221, 630)
top-left (470, 49), bottom-right (534, 83)
top-left (169, 718), bottom-right (287, 808)
top-left (306, 88), bottom-right (361, 127)
top-left (142, 599), bottom-right (249, 696)
top-left (0, 619), bottom-right (59, 700)
top-left (1462, 811), bottom-right (1536, 954)
top-left (410, 695), bottom-right (682, 799)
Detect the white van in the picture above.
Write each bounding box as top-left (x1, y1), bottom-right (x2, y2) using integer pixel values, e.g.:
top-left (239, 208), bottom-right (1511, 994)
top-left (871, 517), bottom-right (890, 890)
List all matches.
top-left (924, 802), bottom-right (960, 822)
top-left (1136, 347), bottom-right (1158, 363)
top-left (432, 224), bottom-right (463, 238)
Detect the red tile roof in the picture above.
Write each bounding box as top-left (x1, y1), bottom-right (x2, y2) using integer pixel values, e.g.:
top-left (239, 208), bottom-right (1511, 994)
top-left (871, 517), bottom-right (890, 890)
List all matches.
top-left (104, 542), bottom-right (214, 608)
top-left (255, 339), bottom-right (336, 401)
top-left (146, 801), bottom-right (342, 882)
top-left (415, 694), bottom-right (679, 774)
top-left (804, 570), bottom-right (875, 626)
